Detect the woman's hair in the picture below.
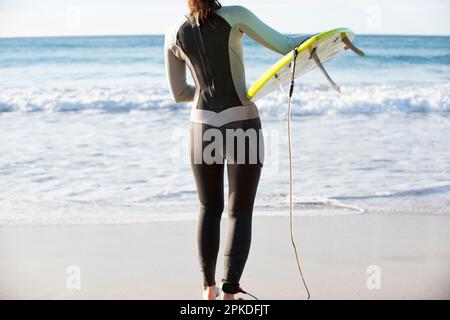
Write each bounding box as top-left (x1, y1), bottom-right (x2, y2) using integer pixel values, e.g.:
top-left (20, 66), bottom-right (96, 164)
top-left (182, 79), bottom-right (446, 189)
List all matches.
top-left (188, 0), bottom-right (222, 24)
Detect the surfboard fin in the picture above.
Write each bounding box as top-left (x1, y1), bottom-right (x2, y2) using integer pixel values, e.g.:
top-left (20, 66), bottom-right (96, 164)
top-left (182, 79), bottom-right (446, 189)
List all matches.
top-left (310, 48), bottom-right (341, 93)
top-left (341, 34), bottom-right (366, 56)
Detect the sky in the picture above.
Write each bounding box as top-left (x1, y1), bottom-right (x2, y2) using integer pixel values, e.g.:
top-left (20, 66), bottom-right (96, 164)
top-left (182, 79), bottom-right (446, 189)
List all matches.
top-left (0, 0), bottom-right (449, 37)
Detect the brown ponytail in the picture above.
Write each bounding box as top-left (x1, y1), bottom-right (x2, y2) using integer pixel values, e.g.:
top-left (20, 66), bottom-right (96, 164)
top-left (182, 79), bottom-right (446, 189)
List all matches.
top-left (187, 0), bottom-right (222, 24)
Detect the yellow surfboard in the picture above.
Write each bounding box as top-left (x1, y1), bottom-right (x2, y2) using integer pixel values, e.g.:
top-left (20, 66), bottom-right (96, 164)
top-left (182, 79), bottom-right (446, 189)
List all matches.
top-left (247, 28), bottom-right (360, 100)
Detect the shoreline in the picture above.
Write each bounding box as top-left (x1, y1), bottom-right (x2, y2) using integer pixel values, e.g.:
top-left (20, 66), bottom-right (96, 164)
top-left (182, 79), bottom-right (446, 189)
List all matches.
top-left (1, 213), bottom-right (449, 299)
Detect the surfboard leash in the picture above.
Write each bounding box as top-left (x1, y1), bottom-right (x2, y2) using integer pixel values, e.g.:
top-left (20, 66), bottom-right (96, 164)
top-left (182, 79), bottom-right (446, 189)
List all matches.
top-left (287, 46), bottom-right (312, 300)
top-left (237, 287), bottom-right (259, 300)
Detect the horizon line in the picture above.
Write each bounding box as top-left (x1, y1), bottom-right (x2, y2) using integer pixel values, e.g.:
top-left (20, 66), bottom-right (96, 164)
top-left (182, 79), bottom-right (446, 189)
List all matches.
top-left (1, 32), bottom-right (449, 40)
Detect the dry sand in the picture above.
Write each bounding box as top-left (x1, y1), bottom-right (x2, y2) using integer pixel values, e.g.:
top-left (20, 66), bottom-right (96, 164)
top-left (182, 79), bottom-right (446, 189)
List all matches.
top-left (1, 213), bottom-right (449, 299)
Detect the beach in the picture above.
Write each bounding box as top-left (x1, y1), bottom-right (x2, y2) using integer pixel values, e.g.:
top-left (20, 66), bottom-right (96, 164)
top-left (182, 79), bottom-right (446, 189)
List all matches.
top-left (1, 212), bottom-right (449, 300)
top-left (1, 34), bottom-right (449, 300)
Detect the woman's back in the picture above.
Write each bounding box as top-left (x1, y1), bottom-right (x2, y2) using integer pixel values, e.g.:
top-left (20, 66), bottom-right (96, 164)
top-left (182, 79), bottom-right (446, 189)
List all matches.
top-left (175, 10), bottom-right (243, 112)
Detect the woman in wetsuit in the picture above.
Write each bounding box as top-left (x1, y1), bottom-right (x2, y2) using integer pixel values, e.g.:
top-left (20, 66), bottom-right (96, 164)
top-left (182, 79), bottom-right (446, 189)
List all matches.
top-left (165, 0), bottom-right (303, 300)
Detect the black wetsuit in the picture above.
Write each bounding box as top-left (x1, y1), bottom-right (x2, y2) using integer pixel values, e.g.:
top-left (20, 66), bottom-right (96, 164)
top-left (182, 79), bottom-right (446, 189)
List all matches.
top-left (165, 5), bottom-right (302, 294)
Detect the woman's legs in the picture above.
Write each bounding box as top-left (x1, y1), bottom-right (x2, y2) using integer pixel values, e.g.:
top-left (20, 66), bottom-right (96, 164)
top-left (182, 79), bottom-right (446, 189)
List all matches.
top-left (190, 123), bottom-right (225, 289)
top-left (222, 118), bottom-right (263, 295)
top-left (190, 119), bottom-right (263, 298)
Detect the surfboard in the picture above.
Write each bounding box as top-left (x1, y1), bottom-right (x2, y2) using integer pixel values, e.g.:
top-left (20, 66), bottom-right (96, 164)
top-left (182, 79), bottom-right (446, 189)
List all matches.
top-left (247, 28), bottom-right (363, 100)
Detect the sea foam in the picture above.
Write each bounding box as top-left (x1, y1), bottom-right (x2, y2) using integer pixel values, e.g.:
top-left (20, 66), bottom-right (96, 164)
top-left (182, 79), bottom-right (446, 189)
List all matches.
top-left (0, 83), bottom-right (449, 116)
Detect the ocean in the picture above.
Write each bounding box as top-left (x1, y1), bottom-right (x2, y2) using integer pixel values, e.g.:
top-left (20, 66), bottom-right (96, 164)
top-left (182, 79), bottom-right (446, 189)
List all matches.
top-left (0, 34), bottom-right (449, 225)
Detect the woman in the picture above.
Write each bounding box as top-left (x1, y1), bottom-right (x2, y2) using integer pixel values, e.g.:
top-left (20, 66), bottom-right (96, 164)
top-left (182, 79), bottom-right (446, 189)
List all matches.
top-left (165, 0), bottom-right (303, 300)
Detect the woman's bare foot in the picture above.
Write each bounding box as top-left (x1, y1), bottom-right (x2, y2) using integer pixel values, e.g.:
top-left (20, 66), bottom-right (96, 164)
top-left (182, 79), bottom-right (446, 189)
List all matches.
top-left (221, 293), bottom-right (243, 300)
top-left (222, 293), bottom-right (235, 300)
top-left (202, 285), bottom-right (220, 300)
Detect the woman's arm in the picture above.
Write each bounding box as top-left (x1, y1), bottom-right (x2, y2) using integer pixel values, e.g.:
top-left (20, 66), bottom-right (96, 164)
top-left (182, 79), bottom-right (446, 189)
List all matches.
top-left (221, 5), bottom-right (304, 55)
top-left (164, 30), bottom-right (196, 103)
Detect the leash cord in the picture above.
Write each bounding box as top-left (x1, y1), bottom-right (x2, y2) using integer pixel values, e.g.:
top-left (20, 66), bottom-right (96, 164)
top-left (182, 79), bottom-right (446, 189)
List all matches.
top-left (288, 48), bottom-right (311, 300)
